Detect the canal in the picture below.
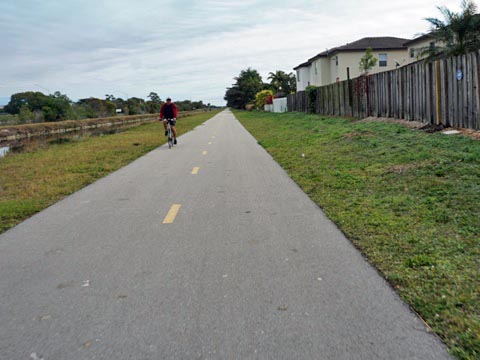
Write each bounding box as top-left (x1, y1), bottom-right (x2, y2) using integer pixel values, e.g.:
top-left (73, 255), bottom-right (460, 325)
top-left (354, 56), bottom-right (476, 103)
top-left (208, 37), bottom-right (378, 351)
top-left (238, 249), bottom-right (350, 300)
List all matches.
top-left (0, 124), bottom-right (139, 158)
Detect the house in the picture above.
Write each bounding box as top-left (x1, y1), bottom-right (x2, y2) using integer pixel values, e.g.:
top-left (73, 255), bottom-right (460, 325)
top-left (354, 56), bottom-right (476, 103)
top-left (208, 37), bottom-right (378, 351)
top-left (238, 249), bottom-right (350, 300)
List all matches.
top-left (293, 60), bottom-right (312, 92)
top-left (295, 37), bottom-right (411, 91)
top-left (404, 34), bottom-right (441, 63)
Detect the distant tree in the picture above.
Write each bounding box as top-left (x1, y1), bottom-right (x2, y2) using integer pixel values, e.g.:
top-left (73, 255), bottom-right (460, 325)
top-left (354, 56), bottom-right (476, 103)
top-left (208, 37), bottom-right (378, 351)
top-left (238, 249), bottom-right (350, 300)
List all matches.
top-left (126, 97), bottom-right (147, 115)
top-left (77, 98), bottom-right (116, 118)
top-left (424, 0), bottom-right (480, 58)
top-left (18, 105), bottom-right (35, 123)
top-left (235, 68), bottom-right (263, 104)
top-left (146, 92), bottom-right (162, 113)
top-left (224, 68), bottom-right (264, 109)
top-left (192, 100), bottom-right (203, 110)
top-left (5, 92), bottom-right (50, 114)
top-left (286, 72), bottom-right (297, 94)
top-left (42, 106), bottom-right (57, 122)
top-left (113, 98), bottom-right (128, 114)
top-left (267, 70), bottom-right (297, 96)
top-left (49, 91), bottom-right (73, 120)
top-left (5, 91), bottom-right (72, 121)
top-left (174, 99), bottom-right (205, 111)
top-left (148, 92), bottom-right (161, 103)
top-left (359, 47), bottom-right (378, 75)
top-left (224, 87), bottom-right (245, 109)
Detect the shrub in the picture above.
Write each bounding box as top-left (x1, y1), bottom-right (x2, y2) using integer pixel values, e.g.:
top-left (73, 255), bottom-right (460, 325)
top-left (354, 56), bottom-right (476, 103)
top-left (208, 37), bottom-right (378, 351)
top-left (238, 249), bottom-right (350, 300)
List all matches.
top-left (305, 85), bottom-right (318, 113)
top-left (255, 89), bottom-right (274, 110)
top-left (18, 105), bottom-right (35, 123)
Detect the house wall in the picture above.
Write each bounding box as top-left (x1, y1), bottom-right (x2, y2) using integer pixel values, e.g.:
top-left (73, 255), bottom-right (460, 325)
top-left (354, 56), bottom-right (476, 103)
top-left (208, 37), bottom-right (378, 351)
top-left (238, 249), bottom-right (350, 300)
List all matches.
top-left (310, 58), bottom-right (331, 87)
top-left (406, 39), bottom-right (443, 63)
top-left (296, 66), bottom-right (312, 92)
top-left (329, 49), bottom-right (409, 84)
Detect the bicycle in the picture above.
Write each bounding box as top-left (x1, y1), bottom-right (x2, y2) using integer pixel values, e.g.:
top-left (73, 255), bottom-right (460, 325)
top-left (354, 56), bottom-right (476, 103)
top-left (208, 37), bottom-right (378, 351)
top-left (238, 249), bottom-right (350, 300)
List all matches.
top-left (162, 118), bottom-right (176, 149)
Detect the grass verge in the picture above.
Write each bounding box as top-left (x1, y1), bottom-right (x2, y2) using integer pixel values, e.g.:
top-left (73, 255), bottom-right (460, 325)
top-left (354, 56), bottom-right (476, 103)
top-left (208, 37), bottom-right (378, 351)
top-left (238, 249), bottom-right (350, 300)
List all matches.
top-left (234, 110), bottom-right (479, 360)
top-left (0, 111), bottom-right (220, 234)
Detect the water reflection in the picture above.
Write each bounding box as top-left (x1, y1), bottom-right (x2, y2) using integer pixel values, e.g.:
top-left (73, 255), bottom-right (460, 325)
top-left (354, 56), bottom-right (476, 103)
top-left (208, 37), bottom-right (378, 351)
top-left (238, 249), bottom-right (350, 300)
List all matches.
top-left (0, 146), bottom-right (9, 157)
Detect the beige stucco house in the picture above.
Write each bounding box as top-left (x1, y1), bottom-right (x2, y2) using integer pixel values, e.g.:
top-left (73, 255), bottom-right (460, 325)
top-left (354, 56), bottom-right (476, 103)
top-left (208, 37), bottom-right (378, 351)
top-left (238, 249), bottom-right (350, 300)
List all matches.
top-left (295, 37), bottom-right (411, 91)
top-left (404, 34), bottom-right (442, 63)
top-left (293, 60), bottom-right (312, 92)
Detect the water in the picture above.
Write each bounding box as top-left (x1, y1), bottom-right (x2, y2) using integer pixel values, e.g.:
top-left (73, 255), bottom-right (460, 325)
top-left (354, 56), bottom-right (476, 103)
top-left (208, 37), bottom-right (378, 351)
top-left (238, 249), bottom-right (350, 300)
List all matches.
top-left (0, 125), bottom-right (135, 158)
top-left (0, 146), bottom-right (9, 157)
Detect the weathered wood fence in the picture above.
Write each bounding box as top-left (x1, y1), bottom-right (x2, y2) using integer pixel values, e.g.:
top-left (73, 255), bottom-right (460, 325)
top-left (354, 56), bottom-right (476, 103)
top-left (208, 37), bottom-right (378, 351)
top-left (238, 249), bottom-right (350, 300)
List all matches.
top-left (287, 50), bottom-right (480, 130)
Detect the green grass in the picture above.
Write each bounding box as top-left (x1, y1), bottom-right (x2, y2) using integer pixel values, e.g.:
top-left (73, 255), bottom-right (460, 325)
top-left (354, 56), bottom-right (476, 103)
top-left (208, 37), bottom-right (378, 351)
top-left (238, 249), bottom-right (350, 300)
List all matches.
top-left (0, 111), bottom-right (220, 234)
top-left (234, 110), bottom-right (480, 360)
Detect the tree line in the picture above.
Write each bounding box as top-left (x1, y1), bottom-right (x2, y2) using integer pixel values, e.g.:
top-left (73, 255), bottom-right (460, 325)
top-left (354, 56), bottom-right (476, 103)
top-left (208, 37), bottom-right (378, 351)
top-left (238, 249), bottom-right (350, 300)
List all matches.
top-left (3, 91), bottom-right (213, 123)
top-left (224, 68), bottom-right (296, 109)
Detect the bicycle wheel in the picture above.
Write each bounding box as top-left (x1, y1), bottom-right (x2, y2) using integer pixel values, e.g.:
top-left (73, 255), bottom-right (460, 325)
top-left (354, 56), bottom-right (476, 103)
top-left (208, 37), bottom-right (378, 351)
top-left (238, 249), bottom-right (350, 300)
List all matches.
top-left (167, 128), bottom-right (173, 149)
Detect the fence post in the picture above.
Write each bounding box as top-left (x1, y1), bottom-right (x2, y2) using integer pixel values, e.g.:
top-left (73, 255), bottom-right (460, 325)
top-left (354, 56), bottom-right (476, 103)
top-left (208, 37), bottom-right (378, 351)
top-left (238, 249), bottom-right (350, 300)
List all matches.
top-left (347, 68), bottom-right (353, 116)
top-left (476, 51), bottom-right (480, 129)
top-left (435, 61), bottom-right (442, 126)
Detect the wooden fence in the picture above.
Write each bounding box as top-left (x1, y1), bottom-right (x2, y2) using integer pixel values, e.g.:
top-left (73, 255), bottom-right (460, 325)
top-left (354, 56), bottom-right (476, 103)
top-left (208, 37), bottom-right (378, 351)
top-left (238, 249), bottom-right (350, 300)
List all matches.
top-left (287, 50), bottom-right (480, 130)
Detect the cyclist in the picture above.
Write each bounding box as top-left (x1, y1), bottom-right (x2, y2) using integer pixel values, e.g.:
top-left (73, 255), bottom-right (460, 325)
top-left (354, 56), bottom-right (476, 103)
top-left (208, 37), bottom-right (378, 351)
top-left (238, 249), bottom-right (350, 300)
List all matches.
top-left (160, 98), bottom-right (179, 144)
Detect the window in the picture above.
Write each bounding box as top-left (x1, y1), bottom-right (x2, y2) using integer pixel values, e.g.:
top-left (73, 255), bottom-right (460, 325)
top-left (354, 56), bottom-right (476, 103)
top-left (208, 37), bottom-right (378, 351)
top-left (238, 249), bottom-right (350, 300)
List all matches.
top-left (335, 56), bottom-right (338, 66)
top-left (297, 70), bottom-right (300, 82)
top-left (429, 41), bottom-right (436, 50)
top-left (379, 53), bottom-right (387, 67)
top-left (315, 63), bottom-right (318, 75)
top-left (410, 48), bottom-right (415, 58)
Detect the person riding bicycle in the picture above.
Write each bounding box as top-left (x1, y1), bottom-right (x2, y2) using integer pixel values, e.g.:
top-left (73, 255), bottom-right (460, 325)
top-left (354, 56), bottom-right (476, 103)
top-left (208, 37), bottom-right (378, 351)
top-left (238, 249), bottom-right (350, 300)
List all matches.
top-left (160, 98), bottom-right (179, 144)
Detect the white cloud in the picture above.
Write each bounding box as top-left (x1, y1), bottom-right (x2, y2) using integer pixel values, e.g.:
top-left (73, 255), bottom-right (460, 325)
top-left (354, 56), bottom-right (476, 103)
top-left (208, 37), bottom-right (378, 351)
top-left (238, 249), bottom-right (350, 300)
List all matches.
top-left (0, 0), bottom-right (465, 105)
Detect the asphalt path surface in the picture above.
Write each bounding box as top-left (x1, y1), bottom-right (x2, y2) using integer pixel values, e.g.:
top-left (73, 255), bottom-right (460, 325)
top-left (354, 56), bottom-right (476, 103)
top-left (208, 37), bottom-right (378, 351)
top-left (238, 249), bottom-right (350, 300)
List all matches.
top-left (0, 109), bottom-right (451, 359)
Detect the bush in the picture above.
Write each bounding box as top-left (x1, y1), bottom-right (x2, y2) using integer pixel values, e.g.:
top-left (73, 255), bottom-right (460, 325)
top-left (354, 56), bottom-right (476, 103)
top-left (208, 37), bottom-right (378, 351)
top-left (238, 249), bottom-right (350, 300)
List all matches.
top-left (18, 105), bottom-right (35, 123)
top-left (42, 106), bottom-right (57, 122)
top-left (305, 85), bottom-right (318, 113)
top-left (255, 89), bottom-right (274, 110)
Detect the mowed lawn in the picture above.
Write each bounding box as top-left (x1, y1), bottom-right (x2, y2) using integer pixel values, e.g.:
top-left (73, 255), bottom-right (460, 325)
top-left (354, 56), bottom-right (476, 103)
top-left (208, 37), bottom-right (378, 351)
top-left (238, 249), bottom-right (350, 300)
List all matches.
top-left (0, 111), bottom-right (220, 234)
top-left (235, 110), bottom-right (479, 360)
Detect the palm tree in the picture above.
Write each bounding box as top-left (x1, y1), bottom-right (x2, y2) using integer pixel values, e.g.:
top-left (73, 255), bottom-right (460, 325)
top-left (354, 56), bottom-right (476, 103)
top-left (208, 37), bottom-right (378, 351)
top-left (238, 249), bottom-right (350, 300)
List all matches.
top-left (267, 71), bottom-right (285, 94)
top-left (425, 0), bottom-right (480, 58)
top-left (267, 70), bottom-right (296, 96)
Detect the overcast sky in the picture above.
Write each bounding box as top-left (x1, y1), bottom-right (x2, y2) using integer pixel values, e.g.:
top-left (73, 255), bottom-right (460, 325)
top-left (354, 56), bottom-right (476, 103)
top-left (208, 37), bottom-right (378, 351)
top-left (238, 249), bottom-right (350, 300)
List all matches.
top-left (0, 0), bottom-right (463, 106)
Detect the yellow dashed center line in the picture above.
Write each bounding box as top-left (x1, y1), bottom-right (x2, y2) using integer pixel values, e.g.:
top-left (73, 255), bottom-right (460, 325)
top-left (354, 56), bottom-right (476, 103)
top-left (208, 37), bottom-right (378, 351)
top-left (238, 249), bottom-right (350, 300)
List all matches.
top-left (202, 151), bottom-right (208, 155)
top-left (163, 204), bottom-right (181, 224)
top-left (191, 167), bottom-right (200, 175)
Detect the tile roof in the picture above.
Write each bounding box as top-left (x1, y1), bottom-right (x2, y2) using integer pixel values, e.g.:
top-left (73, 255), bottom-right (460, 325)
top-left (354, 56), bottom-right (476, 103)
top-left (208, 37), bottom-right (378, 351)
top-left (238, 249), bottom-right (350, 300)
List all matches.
top-left (293, 60), bottom-right (312, 70)
top-left (333, 37), bottom-right (410, 52)
top-left (296, 37), bottom-right (411, 69)
top-left (308, 37), bottom-right (411, 62)
top-left (403, 33), bottom-right (435, 46)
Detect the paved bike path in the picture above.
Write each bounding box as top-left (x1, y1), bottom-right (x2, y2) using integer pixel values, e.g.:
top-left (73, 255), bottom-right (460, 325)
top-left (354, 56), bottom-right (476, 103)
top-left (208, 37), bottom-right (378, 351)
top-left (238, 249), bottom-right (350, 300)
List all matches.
top-left (0, 109), bottom-right (451, 359)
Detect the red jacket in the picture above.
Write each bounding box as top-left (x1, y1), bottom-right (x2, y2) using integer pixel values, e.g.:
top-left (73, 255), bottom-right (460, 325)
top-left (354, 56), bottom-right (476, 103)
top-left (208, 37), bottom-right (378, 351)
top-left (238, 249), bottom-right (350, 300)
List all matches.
top-left (160, 102), bottom-right (178, 119)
